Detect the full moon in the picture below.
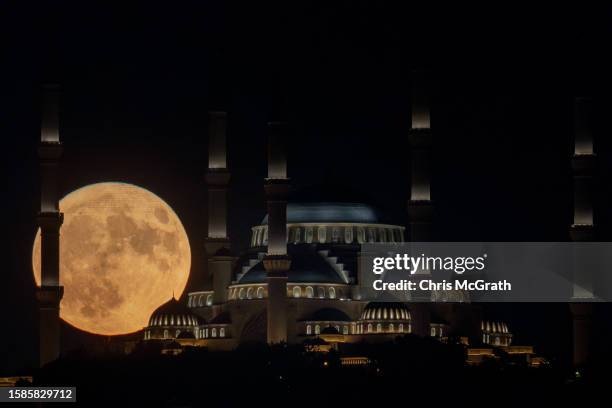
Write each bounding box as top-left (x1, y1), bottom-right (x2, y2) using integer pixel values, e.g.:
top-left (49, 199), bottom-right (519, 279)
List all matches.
top-left (32, 182), bottom-right (191, 336)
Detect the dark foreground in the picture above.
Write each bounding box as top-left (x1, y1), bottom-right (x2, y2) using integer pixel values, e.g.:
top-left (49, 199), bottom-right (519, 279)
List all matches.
top-left (19, 336), bottom-right (610, 407)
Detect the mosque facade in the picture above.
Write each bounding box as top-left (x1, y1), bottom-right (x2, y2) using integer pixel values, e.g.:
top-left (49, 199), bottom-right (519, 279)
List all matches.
top-left (140, 86), bottom-right (525, 359)
top-left (37, 77), bottom-right (592, 368)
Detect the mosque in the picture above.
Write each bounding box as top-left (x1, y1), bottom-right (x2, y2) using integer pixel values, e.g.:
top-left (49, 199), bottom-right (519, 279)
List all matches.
top-left (35, 77), bottom-right (595, 368)
top-left (139, 82), bottom-right (528, 361)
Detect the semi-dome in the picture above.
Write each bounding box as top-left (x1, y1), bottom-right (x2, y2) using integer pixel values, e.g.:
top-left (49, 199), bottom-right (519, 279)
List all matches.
top-left (238, 245), bottom-right (349, 285)
top-left (147, 297), bottom-right (200, 328)
top-left (261, 202), bottom-right (380, 224)
top-left (360, 302), bottom-right (411, 321)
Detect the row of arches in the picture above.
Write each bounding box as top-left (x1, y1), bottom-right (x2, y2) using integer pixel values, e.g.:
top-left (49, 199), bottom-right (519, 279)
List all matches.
top-left (229, 286), bottom-right (266, 300)
top-left (251, 225), bottom-right (405, 247)
top-left (355, 322), bottom-right (411, 334)
top-left (482, 333), bottom-right (512, 346)
top-left (229, 285), bottom-right (346, 300)
top-left (188, 293), bottom-right (213, 308)
top-left (291, 285), bottom-right (343, 299)
top-left (305, 322), bottom-right (412, 335)
top-left (143, 329), bottom-right (194, 340)
top-left (198, 327), bottom-right (226, 339)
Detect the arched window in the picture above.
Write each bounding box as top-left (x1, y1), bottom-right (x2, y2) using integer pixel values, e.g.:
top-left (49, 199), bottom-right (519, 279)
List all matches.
top-left (344, 227), bottom-right (353, 243)
top-left (247, 287), bottom-right (253, 299)
top-left (175, 329), bottom-right (180, 338)
top-left (294, 227), bottom-right (301, 243)
top-left (256, 287), bottom-right (264, 299)
top-left (431, 327), bottom-right (436, 337)
top-left (238, 288), bottom-right (245, 300)
top-left (305, 286), bottom-right (314, 298)
top-left (197, 295), bottom-right (203, 307)
top-left (263, 227), bottom-right (268, 245)
top-left (335, 325), bottom-right (340, 332)
top-left (206, 294), bottom-right (213, 306)
top-left (164, 329), bottom-right (169, 339)
top-left (306, 325), bottom-right (312, 335)
top-left (398, 323), bottom-right (404, 333)
top-left (357, 227), bottom-right (365, 244)
top-left (408, 323), bottom-right (412, 333)
top-left (376, 323), bottom-right (382, 333)
top-left (315, 325), bottom-right (321, 335)
top-left (212, 328), bottom-right (217, 338)
top-left (332, 227), bottom-right (340, 242)
top-left (205, 328), bottom-right (209, 338)
top-left (389, 323), bottom-right (394, 333)
top-left (368, 228), bottom-right (376, 243)
top-left (343, 325), bottom-right (348, 335)
top-left (188, 297), bottom-right (192, 307)
top-left (328, 287), bottom-right (336, 299)
top-left (317, 226), bottom-right (327, 243)
top-left (305, 227), bottom-right (314, 243)
top-left (495, 337), bottom-right (500, 346)
top-left (220, 327), bottom-right (225, 338)
top-left (378, 228), bottom-right (386, 242)
top-left (292, 286), bottom-right (302, 298)
top-left (367, 324), bottom-right (373, 333)
top-left (387, 229), bottom-right (394, 243)
top-left (318, 287), bottom-right (325, 298)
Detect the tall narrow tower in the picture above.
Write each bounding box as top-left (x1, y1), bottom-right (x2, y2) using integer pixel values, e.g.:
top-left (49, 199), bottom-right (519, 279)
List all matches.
top-left (204, 111), bottom-right (233, 305)
top-left (407, 71), bottom-right (433, 336)
top-left (407, 71), bottom-right (432, 241)
top-left (36, 84), bottom-right (64, 367)
top-left (263, 121), bottom-right (291, 344)
top-left (569, 97), bottom-right (595, 367)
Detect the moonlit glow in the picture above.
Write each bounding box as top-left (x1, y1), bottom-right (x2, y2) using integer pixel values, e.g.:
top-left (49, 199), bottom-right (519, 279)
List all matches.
top-left (32, 182), bottom-right (191, 335)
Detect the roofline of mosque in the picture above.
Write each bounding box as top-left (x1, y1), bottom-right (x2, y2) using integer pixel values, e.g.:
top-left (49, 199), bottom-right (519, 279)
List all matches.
top-left (252, 222), bottom-right (406, 230)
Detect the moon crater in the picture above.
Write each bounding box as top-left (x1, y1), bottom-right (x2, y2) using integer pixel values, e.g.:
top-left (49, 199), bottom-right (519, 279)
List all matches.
top-left (33, 182), bottom-right (191, 335)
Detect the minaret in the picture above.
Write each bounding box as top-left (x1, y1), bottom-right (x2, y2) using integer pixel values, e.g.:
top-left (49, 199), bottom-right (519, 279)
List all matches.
top-left (204, 111), bottom-right (233, 305)
top-left (569, 97), bottom-right (595, 368)
top-left (407, 71), bottom-right (432, 241)
top-left (36, 84), bottom-right (64, 367)
top-left (407, 71), bottom-right (432, 336)
top-left (263, 121), bottom-right (291, 344)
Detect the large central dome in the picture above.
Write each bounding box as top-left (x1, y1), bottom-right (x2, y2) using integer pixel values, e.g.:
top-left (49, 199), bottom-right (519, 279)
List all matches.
top-left (261, 202), bottom-right (380, 224)
top-left (250, 201), bottom-right (405, 248)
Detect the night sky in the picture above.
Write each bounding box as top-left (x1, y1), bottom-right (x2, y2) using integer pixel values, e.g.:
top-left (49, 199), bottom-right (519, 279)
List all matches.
top-left (2, 2), bottom-right (612, 373)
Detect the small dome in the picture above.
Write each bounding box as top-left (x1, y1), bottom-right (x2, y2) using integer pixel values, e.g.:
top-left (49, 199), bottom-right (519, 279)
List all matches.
top-left (361, 302), bottom-right (411, 321)
top-left (261, 202), bottom-right (380, 225)
top-left (148, 297), bottom-right (200, 328)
